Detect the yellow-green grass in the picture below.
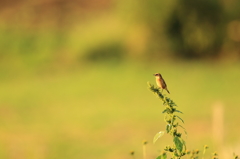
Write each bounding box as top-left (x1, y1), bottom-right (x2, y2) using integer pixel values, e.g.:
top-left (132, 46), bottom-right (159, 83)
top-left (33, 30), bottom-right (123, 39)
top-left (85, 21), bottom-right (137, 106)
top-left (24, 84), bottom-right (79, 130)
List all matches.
top-left (0, 61), bottom-right (239, 159)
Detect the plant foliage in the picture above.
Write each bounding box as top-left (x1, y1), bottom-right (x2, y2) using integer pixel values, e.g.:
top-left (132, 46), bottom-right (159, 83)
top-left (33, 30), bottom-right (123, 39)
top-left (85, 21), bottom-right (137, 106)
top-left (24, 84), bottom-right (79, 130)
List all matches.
top-left (148, 82), bottom-right (187, 158)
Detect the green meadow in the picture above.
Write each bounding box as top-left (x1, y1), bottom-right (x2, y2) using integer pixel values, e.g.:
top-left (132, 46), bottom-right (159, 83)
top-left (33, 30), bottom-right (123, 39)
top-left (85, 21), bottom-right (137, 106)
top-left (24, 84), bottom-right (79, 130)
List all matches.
top-left (0, 61), bottom-right (239, 159)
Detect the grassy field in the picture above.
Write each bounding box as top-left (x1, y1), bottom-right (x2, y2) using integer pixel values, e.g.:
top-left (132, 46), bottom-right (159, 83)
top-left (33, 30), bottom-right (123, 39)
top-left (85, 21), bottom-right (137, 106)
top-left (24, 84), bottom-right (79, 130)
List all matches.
top-left (0, 61), bottom-right (239, 159)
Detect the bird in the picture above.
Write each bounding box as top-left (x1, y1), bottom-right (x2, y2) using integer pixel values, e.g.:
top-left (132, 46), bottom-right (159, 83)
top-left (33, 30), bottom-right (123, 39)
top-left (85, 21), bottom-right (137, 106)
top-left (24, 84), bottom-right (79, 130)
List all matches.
top-left (153, 73), bottom-right (170, 94)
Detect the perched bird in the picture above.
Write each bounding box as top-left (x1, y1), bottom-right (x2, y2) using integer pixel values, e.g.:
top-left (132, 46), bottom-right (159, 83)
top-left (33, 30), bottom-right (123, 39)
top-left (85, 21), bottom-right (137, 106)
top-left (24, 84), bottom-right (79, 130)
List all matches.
top-left (153, 73), bottom-right (170, 94)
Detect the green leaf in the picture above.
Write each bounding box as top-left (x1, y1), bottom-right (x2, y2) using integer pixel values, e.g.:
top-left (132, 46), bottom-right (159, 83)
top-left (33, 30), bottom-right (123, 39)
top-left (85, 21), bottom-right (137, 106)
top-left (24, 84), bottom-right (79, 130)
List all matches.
top-left (164, 115), bottom-right (169, 123)
top-left (162, 153), bottom-right (167, 159)
top-left (166, 124), bottom-right (171, 133)
top-left (173, 137), bottom-right (183, 152)
top-left (178, 125), bottom-right (185, 130)
top-left (184, 130), bottom-right (188, 136)
top-left (162, 109), bottom-right (167, 114)
top-left (179, 125), bottom-right (188, 137)
top-left (174, 110), bottom-right (183, 114)
top-left (174, 151), bottom-right (180, 157)
top-left (153, 131), bottom-right (165, 143)
top-left (156, 153), bottom-right (167, 159)
top-left (176, 115), bottom-right (184, 123)
top-left (165, 97), bottom-right (170, 102)
top-left (182, 139), bottom-right (187, 152)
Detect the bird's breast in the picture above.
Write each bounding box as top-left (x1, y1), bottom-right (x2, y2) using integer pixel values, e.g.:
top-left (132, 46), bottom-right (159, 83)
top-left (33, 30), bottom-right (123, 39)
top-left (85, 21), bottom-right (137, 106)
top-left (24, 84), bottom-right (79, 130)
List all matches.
top-left (156, 78), bottom-right (162, 88)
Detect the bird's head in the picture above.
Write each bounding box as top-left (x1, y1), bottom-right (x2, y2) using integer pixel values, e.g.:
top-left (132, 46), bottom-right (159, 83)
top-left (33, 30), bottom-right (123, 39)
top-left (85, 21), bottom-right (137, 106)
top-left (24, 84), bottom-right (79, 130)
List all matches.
top-left (153, 73), bottom-right (162, 77)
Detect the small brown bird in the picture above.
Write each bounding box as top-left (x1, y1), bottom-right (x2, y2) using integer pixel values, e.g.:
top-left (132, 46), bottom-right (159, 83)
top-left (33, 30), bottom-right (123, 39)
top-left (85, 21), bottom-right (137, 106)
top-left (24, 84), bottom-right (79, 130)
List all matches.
top-left (153, 73), bottom-right (170, 94)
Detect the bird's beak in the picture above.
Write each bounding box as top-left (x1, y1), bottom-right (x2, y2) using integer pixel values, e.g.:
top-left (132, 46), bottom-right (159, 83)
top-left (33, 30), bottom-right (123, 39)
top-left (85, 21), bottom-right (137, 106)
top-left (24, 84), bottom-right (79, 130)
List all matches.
top-left (153, 74), bottom-right (155, 76)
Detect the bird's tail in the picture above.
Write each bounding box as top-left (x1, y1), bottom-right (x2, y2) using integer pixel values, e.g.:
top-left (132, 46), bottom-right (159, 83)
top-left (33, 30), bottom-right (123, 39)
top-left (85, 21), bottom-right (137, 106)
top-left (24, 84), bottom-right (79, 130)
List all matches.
top-left (166, 88), bottom-right (170, 94)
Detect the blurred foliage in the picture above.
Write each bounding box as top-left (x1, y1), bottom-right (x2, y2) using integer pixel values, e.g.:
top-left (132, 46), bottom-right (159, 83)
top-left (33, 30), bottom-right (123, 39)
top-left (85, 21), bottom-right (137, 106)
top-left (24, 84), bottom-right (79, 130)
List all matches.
top-left (138, 0), bottom-right (240, 59)
top-left (165, 0), bottom-right (225, 59)
top-left (0, 0), bottom-right (239, 70)
top-left (83, 41), bottom-right (126, 62)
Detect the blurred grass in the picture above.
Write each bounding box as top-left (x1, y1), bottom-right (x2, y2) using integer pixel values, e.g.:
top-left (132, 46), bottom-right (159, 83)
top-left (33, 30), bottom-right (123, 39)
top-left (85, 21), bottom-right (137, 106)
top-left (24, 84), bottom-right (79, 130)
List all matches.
top-left (0, 61), bottom-right (239, 158)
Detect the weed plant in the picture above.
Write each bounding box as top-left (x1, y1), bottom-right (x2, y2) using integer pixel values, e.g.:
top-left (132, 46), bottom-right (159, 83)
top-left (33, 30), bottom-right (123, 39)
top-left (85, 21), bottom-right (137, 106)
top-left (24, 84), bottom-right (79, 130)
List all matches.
top-left (130, 82), bottom-right (239, 159)
top-left (148, 82), bottom-right (186, 159)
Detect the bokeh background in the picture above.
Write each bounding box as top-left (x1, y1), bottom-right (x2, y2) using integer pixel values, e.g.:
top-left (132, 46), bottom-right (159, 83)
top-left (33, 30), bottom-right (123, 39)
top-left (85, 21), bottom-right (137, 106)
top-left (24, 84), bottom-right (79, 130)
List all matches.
top-left (0, 0), bottom-right (240, 158)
